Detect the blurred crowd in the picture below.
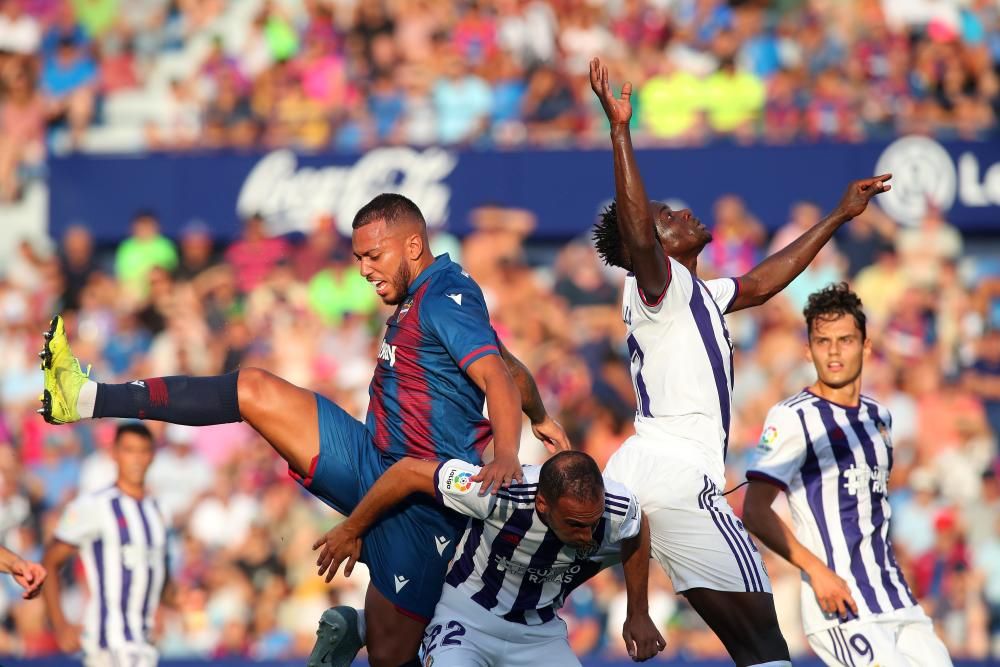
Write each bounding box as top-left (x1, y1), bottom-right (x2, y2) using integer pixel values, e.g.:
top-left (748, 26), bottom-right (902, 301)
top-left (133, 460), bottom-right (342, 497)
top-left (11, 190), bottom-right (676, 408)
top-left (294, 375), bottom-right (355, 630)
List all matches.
top-left (0, 192), bottom-right (998, 661)
top-left (1, 0), bottom-right (1000, 200)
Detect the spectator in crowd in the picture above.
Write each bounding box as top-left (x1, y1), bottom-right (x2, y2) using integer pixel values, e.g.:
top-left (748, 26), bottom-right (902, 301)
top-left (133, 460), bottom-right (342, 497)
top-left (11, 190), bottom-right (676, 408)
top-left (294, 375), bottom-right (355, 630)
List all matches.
top-left (114, 209), bottom-right (178, 302)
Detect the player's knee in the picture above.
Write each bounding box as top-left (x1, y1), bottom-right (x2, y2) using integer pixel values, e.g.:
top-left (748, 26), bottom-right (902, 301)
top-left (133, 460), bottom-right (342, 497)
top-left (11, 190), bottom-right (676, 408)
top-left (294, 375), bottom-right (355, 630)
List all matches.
top-left (236, 367), bottom-right (277, 414)
top-left (365, 642), bottom-right (419, 667)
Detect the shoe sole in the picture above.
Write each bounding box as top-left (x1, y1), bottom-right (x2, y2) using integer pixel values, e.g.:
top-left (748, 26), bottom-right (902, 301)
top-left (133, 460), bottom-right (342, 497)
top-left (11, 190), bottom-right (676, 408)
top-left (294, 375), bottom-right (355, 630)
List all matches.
top-left (39, 316), bottom-right (58, 371)
top-left (306, 607), bottom-right (362, 667)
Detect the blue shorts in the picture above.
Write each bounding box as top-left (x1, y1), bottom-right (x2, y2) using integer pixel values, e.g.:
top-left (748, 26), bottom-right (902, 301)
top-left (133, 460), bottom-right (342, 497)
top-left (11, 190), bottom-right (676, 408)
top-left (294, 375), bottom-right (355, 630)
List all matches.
top-left (291, 394), bottom-right (467, 621)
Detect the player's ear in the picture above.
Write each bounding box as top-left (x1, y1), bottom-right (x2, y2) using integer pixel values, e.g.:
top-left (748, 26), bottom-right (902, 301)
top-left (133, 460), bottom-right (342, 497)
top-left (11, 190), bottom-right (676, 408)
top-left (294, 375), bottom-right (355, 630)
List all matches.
top-left (805, 339), bottom-right (814, 364)
top-left (405, 232), bottom-right (424, 261)
top-left (536, 493), bottom-right (549, 515)
top-left (862, 335), bottom-right (872, 359)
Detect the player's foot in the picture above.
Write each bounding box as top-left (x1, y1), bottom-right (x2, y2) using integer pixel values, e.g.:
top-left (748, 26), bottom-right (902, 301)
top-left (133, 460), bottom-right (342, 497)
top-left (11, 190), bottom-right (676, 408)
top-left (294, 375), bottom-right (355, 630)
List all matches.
top-left (307, 606), bottom-right (364, 667)
top-left (38, 315), bottom-right (89, 425)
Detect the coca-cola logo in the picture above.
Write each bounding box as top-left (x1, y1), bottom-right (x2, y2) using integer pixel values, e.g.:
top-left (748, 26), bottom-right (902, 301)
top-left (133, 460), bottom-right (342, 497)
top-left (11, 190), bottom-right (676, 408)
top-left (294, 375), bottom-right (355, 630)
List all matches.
top-left (237, 147), bottom-right (458, 235)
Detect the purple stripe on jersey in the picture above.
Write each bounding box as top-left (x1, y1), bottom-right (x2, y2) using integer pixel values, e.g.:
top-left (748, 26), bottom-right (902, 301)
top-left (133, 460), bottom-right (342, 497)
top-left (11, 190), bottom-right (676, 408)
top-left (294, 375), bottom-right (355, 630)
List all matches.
top-left (446, 519), bottom-right (486, 587)
top-left (93, 538), bottom-right (108, 648)
top-left (885, 536), bottom-right (918, 605)
top-left (110, 497), bottom-right (135, 642)
top-left (699, 279), bottom-right (736, 395)
top-left (688, 283), bottom-right (731, 459)
top-left (502, 529), bottom-right (565, 623)
top-left (604, 497), bottom-right (629, 510)
top-left (837, 627), bottom-right (857, 667)
top-left (814, 402), bottom-right (883, 615)
top-left (626, 334), bottom-right (652, 418)
top-left (471, 508), bottom-right (535, 610)
top-left (135, 499), bottom-right (156, 638)
top-left (605, 491), bottom-right (630, 503)
top-left (698, 477), bottom-right (750, 591)
top-left (851, 402), bottom-right (904, 610)
top-left (798, 408), bottom-right (836, 569)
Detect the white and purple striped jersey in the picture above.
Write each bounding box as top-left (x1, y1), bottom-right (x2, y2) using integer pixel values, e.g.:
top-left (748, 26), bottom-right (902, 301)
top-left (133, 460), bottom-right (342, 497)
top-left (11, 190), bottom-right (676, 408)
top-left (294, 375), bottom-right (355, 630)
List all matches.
top-left (54, 485), bottom-right (169, 652)
top-left (622, 258), bottom-right (739, 481)
top-left (433, 460), bottom-right (641, 625)
top-left (746, 390), bottom-right (918, 635)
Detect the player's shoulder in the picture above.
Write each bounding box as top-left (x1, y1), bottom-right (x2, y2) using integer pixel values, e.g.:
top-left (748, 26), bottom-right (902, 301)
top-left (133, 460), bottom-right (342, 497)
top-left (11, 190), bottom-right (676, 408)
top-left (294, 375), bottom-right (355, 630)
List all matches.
top-left (859, 394), bottom-right (888, 412)
top-left (774, 390), bottom-right (817, 413)
top-left (511, 464), bottom-right (542, 489)
top-left (422, 263), bottom-right (486, 306)
top-left (602, 477), bottom-right (638, 518)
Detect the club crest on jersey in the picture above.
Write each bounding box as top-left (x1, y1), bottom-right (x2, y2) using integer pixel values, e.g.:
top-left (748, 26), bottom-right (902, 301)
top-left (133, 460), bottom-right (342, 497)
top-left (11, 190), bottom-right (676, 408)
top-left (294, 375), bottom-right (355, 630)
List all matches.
top-left (398, 296), bottom-right (414, 320)
top-left (443, 468), bottom-right (474, 494)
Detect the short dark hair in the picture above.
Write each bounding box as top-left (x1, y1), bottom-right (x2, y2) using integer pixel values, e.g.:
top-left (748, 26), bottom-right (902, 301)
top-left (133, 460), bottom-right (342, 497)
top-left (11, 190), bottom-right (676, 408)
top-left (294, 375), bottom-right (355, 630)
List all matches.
top-left (115, 422), bottom-right (154, 444)
top-left (592, 201), bottom-right (630, 271)
top-left (538, 451), bottom-right (604, 503)
top-left (352, 193), bottom-right (426, 230)
top-left (804, 282), bottom-right (867, 340)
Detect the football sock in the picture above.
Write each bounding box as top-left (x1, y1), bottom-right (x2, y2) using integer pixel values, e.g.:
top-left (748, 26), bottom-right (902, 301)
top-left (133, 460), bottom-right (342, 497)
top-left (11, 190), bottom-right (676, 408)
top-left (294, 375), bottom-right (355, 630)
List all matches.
top-left (77, 380), bottom-right (97, 419)
top-left (93, 372), bottom-right (241, 425)
top-left (356, 608), bottom-right (366, 644)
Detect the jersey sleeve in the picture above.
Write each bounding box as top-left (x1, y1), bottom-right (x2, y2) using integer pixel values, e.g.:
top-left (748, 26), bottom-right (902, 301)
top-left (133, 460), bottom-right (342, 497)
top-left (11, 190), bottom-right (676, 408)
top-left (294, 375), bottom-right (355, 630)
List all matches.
top-left (422, 284), bottom-right (500, 372)
top-left (54, 495), bottom-right (102, 545)
top-left (604, 481), bottom-right (642, 544)
top-left (746, 405), bottom-right (807, 491)
top-left (703, 277), bottom-right (741, 313)
top-left (434, 459), bottom-right (496, 519)
top-left (624, 258), bottom-right (692, 323)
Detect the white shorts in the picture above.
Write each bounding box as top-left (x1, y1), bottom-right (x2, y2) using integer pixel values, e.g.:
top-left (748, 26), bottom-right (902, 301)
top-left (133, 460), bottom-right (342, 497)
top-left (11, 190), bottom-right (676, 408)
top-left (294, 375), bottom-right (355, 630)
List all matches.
top-left (808, 609), bottom-right (952, 667)
top-left (604, 439), bottom-right (771, 594)
top-left (84, 643), bottom-right (158, 667)
top-left (421, 585), bottom-right (578, 667)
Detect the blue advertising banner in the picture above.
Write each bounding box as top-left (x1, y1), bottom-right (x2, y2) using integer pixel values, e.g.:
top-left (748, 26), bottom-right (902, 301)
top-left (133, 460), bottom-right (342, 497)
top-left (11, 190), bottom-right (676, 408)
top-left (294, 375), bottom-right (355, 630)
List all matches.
top-left (48, 136), bottom-right (1000, 243)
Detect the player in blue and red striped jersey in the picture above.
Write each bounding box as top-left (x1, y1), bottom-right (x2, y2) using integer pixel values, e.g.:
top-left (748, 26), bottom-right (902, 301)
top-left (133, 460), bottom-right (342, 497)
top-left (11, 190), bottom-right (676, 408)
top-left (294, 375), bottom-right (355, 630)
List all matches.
top-left (39, 193), bottom-right (570, 667)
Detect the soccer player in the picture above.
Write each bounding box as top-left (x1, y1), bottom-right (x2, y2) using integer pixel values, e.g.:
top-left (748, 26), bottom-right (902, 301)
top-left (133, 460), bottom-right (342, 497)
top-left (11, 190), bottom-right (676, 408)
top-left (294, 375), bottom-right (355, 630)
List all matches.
top-left (588, 57), bottom-right (891, 667)
top-left (39, 193), bottom-right (569, 667)
top-left (743, 284), bottom-right (952, 666)
top-left (42, 422), bottom-right (169, 667)
top-left (0, 545), bottom-right (46, 599)
top-left (313, 451), bottom-right (665, 666)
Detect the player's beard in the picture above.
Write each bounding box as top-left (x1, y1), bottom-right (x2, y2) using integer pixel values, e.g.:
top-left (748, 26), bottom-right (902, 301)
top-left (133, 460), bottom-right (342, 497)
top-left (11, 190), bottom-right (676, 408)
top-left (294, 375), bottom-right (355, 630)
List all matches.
top-left (385, 262), bottom-right (412, 306)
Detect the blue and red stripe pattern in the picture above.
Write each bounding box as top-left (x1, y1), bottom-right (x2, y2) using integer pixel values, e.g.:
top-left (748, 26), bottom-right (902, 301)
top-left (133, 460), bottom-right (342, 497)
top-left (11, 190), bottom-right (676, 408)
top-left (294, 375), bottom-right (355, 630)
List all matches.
top-left (366, 254), bottom-right (501, 464)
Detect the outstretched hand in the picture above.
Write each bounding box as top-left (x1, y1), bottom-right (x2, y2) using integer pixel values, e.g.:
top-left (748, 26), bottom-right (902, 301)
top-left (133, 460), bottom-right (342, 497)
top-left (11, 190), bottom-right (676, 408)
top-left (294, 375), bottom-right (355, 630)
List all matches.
top-left (532, 415), bottom-right (572, 454)
top-left (9, 558), bottom-right (46, 599)
top-left (472, 452), bottom-right (524, 496)
top-left (590, 57), bottom-right (632, 127)
top-left (312, 521), bottom-right (362, 583)
top-left (835, 173), bottom-right (892, 220)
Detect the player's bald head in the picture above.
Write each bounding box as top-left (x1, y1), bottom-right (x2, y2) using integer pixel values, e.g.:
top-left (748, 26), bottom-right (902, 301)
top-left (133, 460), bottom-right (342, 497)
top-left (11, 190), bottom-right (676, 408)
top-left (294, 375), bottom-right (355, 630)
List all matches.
top-left (539, 451), bottom-right (604, 504)
top-left (352, 193), bottom-right (427, 234)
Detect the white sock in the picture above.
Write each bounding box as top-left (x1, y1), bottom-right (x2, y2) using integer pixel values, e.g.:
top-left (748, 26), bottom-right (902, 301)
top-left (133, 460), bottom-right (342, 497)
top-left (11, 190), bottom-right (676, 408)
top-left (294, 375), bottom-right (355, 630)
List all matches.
top-left (356, 608), bottom-right (366, 644)
top-left (748, 662), bottom-right (792, 667)
top-left (77, 380), bottom-right (97, 419)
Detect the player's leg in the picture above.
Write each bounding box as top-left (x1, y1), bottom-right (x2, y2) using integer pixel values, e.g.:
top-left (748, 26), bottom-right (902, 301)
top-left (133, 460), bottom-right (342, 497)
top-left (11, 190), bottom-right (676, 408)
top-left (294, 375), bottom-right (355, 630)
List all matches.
top-left (358, 497), bottom-right (467, 666)
top-left (40, 315), bottom-right (318, 476)
top-left (897, 617), bottom-right (953, 666)
top-left (500, 618), bottom-right (581, 667)
top-left (611, 448), bottom-right (787, 666)
top-left (683, 588), bottom-right (788, 665)
top-left (808, 621), bottom-right (908, 667)
top-left (363, 584), bottom-right (429, 667)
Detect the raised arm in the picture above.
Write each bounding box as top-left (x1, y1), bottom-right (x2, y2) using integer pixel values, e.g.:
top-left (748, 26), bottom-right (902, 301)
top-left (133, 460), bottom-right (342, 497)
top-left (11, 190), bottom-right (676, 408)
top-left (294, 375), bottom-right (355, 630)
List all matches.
top-left (498, 339), bottom-right (571, 453)
top-left (313, 458), bottom-right (439, 582)
top-left (590, 57), bottom-right (669, 301)
top-left (742, 480), bottom-right (857, 620)
top-left (620, 513), bottom-right (666, 661)
top-left (729, 175), bottom-right (891, 312)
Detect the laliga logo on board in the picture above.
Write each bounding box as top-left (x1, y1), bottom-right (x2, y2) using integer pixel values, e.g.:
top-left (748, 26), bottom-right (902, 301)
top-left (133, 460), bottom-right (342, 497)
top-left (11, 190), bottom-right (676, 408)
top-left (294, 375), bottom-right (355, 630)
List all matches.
top-left (237, 147), bottom-right (458, 235)
top-left (875, 135), bottom-right (1000, 224)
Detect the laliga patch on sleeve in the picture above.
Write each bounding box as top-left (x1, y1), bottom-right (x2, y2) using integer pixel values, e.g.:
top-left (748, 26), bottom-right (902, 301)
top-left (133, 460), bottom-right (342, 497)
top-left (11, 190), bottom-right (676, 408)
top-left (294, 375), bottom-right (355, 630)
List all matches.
top-left (757, 425), bottom-right (778, 452)
top-left (444, 468), bottom-right (475, 494)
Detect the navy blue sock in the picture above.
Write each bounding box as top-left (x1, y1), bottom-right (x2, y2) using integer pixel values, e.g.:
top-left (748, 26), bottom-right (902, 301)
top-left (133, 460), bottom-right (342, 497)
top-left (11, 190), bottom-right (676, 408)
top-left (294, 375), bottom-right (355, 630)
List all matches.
top-left (93, 372), bottom-right (241, 425)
